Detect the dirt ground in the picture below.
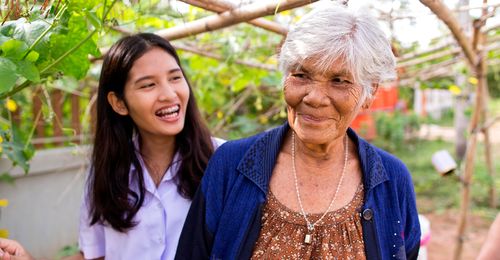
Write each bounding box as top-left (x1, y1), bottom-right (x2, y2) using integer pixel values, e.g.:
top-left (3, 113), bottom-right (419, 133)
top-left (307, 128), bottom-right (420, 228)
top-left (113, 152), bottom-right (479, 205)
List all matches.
top-left (423, 210), bottom-right (493, 260)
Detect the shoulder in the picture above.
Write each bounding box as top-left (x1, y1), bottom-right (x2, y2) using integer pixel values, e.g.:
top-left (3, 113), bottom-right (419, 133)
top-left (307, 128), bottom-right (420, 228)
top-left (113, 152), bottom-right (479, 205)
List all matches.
top-left (211, 124), bottom-right (284, 161)
top-left (373, 146), bottom-right (409, 175)
top-left (208, 130), bottom-right (269, 167)
top-left (361, 139), bottom-right (413, 186)
top-left (211, 137), bottom-right (226, 149)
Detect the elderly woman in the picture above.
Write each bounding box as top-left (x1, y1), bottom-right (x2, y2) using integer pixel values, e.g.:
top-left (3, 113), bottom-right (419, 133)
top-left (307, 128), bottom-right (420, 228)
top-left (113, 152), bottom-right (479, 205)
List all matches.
top-left (176, 4), bottom-right (420, 260)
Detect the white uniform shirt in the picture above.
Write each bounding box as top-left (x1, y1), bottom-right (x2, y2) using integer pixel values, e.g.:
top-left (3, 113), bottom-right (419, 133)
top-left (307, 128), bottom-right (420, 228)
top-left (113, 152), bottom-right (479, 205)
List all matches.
top-left (79, 137), bottom-right (225, 260)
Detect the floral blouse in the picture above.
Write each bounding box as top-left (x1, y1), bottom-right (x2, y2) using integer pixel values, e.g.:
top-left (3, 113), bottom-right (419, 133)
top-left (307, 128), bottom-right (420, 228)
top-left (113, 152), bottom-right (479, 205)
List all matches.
top-left (251, 184), bottom-right (366, 260)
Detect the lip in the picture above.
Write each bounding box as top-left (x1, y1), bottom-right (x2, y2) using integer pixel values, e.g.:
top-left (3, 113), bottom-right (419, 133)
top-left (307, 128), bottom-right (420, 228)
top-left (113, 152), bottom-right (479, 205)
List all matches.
top-left (298, 113), bottom-right (331, 122)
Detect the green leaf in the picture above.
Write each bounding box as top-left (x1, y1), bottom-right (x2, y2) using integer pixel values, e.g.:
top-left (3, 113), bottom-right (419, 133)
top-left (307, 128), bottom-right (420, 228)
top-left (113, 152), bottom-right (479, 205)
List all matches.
top-left (85, 10), bottom-right (102, 30)
top-left (49, 14), bottom-right (99, 79)
top-left (1, 39), bottom-right (28, 60)
top-left (2, 142), bottom-right (30, 173)
top-left (0, 35), bottom-right (11, 46)
top-left (15, 60), bottom-right (40, 82)
top-left (0, 57), bottom-right (18, 93)
top-left (25, 51), bottom-right (39, 62)
top-left (0, 173), bottom-right (15, 184)
top-left (232, 77), bottom-right (248, 92)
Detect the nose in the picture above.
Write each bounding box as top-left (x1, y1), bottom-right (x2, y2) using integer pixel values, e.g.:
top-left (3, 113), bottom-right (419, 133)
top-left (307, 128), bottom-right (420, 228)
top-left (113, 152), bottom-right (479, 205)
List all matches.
top-left (303, 82), bottom-right (329, 107)
top-left (158, 81), bottom-right (177, 101)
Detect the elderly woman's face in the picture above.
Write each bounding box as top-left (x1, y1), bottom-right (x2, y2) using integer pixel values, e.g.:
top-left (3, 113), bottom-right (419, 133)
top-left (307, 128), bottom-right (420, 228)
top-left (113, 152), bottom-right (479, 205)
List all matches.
top-left (284, 58), bottom-right (371, 145)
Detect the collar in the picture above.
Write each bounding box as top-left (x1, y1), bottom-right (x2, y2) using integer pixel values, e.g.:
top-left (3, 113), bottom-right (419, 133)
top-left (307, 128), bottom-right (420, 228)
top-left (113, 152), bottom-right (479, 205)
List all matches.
top-left (236, 123), bottom-right (289, 194)
top-left (346, 128), bottom-right (389, 190)
top-left (236, 122), bottom-right (388, 194)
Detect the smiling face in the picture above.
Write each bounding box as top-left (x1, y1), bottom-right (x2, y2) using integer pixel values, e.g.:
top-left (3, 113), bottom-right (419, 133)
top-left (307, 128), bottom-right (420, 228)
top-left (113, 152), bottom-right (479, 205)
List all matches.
top-left (284, 57), bottom-right (373, 145)
top-left (108, 47), bottom-right (190, 142)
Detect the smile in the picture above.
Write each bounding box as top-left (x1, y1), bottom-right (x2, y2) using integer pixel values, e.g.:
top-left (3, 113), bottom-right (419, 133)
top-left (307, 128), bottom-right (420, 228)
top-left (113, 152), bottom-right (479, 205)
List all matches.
top-left (155, 105), bottom-right (180, 119)
top-left (299, 113), bottom-right (331, 122)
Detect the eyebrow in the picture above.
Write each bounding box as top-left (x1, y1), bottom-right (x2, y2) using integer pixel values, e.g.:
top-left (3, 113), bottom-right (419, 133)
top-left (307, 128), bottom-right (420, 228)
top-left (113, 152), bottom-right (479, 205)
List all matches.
top-left (293, 65), bottom-right (352, 78)
top-left (133, 68), bottom-right (182, 84)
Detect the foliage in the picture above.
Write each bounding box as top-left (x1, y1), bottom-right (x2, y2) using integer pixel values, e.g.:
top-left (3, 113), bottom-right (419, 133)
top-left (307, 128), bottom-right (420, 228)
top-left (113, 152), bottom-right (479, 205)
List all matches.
top-left (393, 138), bottom-right (500, 213)
top-left (487, 65), bottom-right (500, 98)
top-left (56, 243), bottom-right (79, 259)
top-left (373, 111), bottom-right (421, 152)
top-left (0, 0), bottom-right (114, 176)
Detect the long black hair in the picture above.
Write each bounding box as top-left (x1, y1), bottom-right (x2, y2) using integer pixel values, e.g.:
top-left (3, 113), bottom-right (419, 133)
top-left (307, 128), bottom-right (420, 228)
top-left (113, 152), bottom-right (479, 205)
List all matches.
top-left (89, 33), bottom-right (214, 232)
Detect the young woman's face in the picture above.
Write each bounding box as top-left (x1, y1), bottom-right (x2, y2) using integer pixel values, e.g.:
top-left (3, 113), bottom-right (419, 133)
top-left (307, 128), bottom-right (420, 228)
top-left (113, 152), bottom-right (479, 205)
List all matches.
top-left (110, 47), bottom-right (190, 141)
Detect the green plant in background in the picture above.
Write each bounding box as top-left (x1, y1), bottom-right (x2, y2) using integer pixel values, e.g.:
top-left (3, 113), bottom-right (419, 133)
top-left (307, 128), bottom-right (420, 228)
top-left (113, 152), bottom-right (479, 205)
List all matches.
top-left (373, 111), bottom-right (421, 152)
top-left (57, 243), bottom-right (79, 259)
top-left (0, 0), bottom-right (116, 177)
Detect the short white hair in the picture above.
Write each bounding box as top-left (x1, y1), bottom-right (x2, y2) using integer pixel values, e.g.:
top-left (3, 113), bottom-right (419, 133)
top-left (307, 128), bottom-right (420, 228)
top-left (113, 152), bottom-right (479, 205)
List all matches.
top-left (279, 4), bottom-right (396, 102)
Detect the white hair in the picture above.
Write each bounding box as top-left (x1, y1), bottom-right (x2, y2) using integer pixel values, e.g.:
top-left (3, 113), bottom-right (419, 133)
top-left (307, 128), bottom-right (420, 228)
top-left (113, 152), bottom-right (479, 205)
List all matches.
top-left (279, 3), bottom-right (396, 103)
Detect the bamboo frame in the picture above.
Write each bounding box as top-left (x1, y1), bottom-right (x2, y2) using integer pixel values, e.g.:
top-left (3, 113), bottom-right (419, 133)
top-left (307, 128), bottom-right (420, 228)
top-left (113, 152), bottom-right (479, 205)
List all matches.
top-left (180, 0), bottom-right (288, 35)
top-left (420, 0), bottom-right (477, 67)
top-left (174, 43), bottom-right (276, 71)
top-left (156, 0), bottom-right (317, 40)
top-left (419, 1), bottom-right (495, 259)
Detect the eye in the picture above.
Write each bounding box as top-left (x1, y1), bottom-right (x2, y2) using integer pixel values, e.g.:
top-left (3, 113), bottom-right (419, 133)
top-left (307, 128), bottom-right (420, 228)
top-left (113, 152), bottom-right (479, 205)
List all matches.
top-left (331, 77), bottom-right (352, 85)
top-left (291, 72), bottom-right (307, 79)
top-left (140, 83), bottom-right (155, 89)
top-left (170, 75), bottom-right (183, 82)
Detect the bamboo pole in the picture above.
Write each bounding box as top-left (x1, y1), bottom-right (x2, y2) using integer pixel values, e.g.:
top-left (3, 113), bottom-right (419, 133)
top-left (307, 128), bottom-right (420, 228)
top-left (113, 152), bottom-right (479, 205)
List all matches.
top-left (453, 8), bottom-right (490, 260)
top-left (419, 1), bottom-right (495, 259)
top-left (397, 47), bottom-right (460, 68)
top-left (156, 0), bottom-right (317, 41)
top-left (180, 0), bottom-right (288, 35)
top-left (174, 43), bottom-right (276, 71)
top-left (477, 1), bottom-right (497, 210)
top-left (420, 0), bottom-right (477, 66)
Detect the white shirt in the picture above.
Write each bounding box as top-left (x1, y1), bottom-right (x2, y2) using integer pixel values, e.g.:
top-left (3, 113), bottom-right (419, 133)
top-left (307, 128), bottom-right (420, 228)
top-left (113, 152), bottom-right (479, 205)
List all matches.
top-left (79, 137), bottom-right (225, 260)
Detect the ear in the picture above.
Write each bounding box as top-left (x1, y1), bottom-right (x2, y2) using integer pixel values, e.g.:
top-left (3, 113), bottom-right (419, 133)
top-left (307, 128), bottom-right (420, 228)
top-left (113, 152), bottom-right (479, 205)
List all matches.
top-left (362, 83), bottom-right (379, 109)
top-left (107, 91), bottom-right (129, 116)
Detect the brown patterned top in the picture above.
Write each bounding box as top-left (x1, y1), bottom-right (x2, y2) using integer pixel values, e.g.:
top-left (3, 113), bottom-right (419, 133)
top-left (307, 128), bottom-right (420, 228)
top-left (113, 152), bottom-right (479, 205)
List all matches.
top-left (251, 184), bottom-right (366, 260)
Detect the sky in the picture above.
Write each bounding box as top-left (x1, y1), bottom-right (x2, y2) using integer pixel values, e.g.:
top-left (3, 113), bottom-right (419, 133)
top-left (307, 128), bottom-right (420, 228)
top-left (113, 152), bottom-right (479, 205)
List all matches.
top-left (172, 0), bottom-right (500, 49)
top-left (348, 0), bottom-right (500, 48)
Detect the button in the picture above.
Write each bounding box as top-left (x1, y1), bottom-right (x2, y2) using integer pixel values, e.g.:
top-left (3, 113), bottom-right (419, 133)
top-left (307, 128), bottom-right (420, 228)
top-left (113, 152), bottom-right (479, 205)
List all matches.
top-left (362, 209), bottom-right (373, 220)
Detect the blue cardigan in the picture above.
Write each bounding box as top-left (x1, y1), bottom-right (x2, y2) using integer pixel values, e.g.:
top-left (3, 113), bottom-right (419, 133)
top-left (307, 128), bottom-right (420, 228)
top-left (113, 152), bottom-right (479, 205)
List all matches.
top-left (176, 123), bottom-right (420, 259)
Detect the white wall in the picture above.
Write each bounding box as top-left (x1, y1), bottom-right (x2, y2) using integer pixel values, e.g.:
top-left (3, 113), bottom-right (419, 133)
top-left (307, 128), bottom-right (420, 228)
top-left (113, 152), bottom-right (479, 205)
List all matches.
top-left (414, 88), bottom-right (454, 118)
top-left (0, 146), bottom-right (90, 258)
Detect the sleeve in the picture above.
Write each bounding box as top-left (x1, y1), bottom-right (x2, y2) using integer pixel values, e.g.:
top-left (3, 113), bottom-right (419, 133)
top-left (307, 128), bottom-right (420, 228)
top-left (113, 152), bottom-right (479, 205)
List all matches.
top-left (78, 185), bottom-right (105, 259)
top-left (174, 186), bottom-right (213, 260)
top-left (399, 164), bottom-right (421, 260)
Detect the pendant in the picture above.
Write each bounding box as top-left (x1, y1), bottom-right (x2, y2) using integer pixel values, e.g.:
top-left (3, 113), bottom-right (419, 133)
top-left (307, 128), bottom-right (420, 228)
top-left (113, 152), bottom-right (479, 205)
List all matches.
top-left (304, 233), bottom-right (312, 244)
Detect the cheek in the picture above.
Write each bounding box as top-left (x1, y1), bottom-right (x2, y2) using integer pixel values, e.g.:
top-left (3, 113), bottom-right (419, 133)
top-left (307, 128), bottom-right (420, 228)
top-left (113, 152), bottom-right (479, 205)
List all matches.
top-left (178, 82), bottom-right (190, 105)
top-left (283, 78), bottom-right (305, 108)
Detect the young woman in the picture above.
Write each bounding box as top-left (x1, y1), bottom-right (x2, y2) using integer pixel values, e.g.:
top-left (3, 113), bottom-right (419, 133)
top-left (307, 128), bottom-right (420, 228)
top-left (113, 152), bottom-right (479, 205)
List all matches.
top-left (0, 33), bottom-right (222, 260)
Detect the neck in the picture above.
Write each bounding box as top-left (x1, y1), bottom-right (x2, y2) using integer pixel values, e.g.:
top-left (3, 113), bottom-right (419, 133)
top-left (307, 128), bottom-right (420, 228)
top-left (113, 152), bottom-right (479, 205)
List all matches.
top-left (292, 133), bottom-right (347, 170)
top-left (139, 134), bottom-right (176, 163)
top-left (139, 134), bottom-right (176, 186)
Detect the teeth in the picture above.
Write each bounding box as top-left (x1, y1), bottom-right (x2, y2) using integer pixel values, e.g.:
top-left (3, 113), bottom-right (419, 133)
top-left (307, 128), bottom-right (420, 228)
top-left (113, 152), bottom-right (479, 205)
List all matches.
top-left (156, 105), bottom-right (180, 117)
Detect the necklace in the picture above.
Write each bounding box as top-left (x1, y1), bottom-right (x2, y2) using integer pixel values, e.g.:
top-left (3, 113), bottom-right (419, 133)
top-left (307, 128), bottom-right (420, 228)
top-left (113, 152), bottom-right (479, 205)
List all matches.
top-left (291, 131), bottom-right (348, 244)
